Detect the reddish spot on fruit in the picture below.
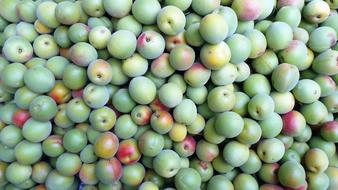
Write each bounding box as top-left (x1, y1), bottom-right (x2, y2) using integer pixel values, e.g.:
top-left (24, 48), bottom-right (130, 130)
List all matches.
top-left (150, 97), bottom-right (170, 112)
top-left (137, 33), bottom-right (147, 47)
top-left (282, 111), bottom-right (305, 136)
top-left (72, 89), bottom-right (83, 98)
top-left (117, 139), bottom-right (141, 165)
top-left (12, 109), bottom-right (30, 128)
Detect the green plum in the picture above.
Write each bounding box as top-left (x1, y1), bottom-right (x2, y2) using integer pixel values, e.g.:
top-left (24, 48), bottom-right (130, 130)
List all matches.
top-left (153, 150), bottom-right (181, 178)
top-left (199, 13), bottom-right (228, 44)
top-left (265, 21), bottom-right (293, 51)
top-left (223, 141), bottom-right (249, 167)
top-left (103, 0), bottom-right (132, 18)
top-left (271, 63), bottom-right (300, 93)
top-left (157, 6), bottom-right (186, 36)
top-left (174, 168), bottom-right (201, 190)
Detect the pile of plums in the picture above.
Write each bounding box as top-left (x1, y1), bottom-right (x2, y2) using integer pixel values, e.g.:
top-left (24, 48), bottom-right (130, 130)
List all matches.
top-left (0, 0), bottom-right (337, 189)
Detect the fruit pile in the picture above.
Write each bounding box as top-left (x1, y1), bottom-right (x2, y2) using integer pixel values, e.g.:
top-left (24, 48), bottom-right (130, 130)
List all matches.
top-left (0, 0), bottom-right (337, 189)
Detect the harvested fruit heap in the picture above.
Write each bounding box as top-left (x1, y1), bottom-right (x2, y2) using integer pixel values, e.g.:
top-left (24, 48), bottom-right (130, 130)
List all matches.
top-left (0, 0), bottom-right (337, 190)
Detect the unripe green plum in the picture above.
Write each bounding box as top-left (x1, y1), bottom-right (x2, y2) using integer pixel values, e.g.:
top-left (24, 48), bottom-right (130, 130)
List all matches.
top-left (279, 40), bottom-right (308, 70)
top-left (304, 148), bottom-right (329, 173)
top-left (42, 135), bottom-right (64, 158)
top-left (199, 13), bottom-right (228, 44)
top-left (63, 128), bottom-right (87, 153)
top-left (80, 144), bottom-right (98, 164)
top-left (45, 56), bottom-right (70, 80)
top-left (233, 173), bottom-right (259, 190)
top-left (36, 1), bottom-right (60, 29)
top-left (90, 106), bottom-right (116, 132)
top-left (116, 15), bottom-right (143, 36)
top-left (243, 74), bottom-right (271, 97)
top-left (185, 23), bottom-right (205, 47)
top-left (235, 62), bottom-right (251, 82)
top-left (153, 150), bottom-right (181, 178)
top-left (276, 6), bottom-right (301, 28)
top-left (158, 83), bottom-right (183, 108)
top-left (292, 79), bottom-right (321, 104)
top-left (257, 138), bottom-right (285, 163)
top-left (129, 76), bottom-right (157, 105)
top-left (70, 42), bottom-right (97, 67)
top-left (1, 63), bottom-right (27, 89)
top-left (103, 0), bottom-right (132, 18)
top-left (196, 139), bottom-right (219, 162)
top-left (122, 53), bottom-right (148, 77)
top-left (132, 0), bottom-right (161, 25)
top-left (248, 94), bottom-right (275, 120)
top-left (16, 22), bottom-right (38, 42)
top-left (81, 0), bottom-right (105, 17)
top-left (265, 21), bottom-right (293, 51)
top-left (2, 36), bottom-right (33, 63)
top-left (214, 111), bottom-right (244, 138)
top-left (237, 118), bottom-right (262, 145)
top-left (271, 63), bottom-right (300, 93)
top-left (293, 27), bottom-right (309, 44)
top-left (174, 168), bottom-right (201, 190)
top-left (56, 153), bottom-right (82, 176)
top-left (211, 155), bottom-right (234, 174)
top-left (244, 29), bottom-right (267, 59)
top-left (137, 31), bottom-right (165, 59)
top-left (226, 34), bottom-right (251, 64)
top-left (52, 26), bottom-right (70, 48)
top-left (203, 117), bottom-right (226, 144)
top-left (200, 41), bottom-right (231, 70)
top-left (258, 163), bottom-right (280, 184)
top-left (29, 95), bottom-right (57, 122)
top-left (303, 0), bottom-right (330, 24)
top-left (231, 0), bottom-right (262, 21)
top-left (300, 101), bottom-right (328, 125)
top-left (157, 6), bottom-right (186, 36)
top-left (0, 0), bottom-right (20, 23)
top-left (14, 140), bottom-right (42, 165)
top-left (278, 161), bottom-right (306, 189)
top-left (114, 114), bottom-right (137, 139)
top-left (88, 26), bottom-right (111, 50)
top-left (308, 26), bottom-right (337, 53)
top-left (62, 64), bottom-right (88, 90)
top-left (312, 49), bottom-right (338, 76)
top-left (213, 6), bottom-right (238, 37)
top-left (240, 150), bottom-right (262, 174)
top-left (0, 125), bottom-right (23, 148)
top-left (83, 84), bottom-right (109, 109)
top-left (5, 162), bottom-right (32, 185)
top-left (223, 141), bottom-right (249, 167)
top-left (191, 0), bottom-right (220, 16)
top-left (259, 112), bottom-right (283, 138)
top-left (307, 172), bottom-right (330, 190)
top-left (173, 99), bottom-right (197, 125)
top-left (31, 161), bottom-right (52, 184)
top-left (207, 86), bottom-right (236, 112)
top-left (112, 88), bottom-right (136, 113)
top-left (66, 98), bottom-right (90, 123)
top-left (169, 44), bottom-right (195, 71)
top-left (186, 113), bottom-right (206, 135)
top-left (22, 118), bottom-right (52, 143)
top-left (55, 1), bottom-right (80, 25)
top-left (33, 34), bottom-right (59, 59)
top-left (68, 23), bottom-right (89, 43)
top-left (257, 0), bottom-right (276, 20)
